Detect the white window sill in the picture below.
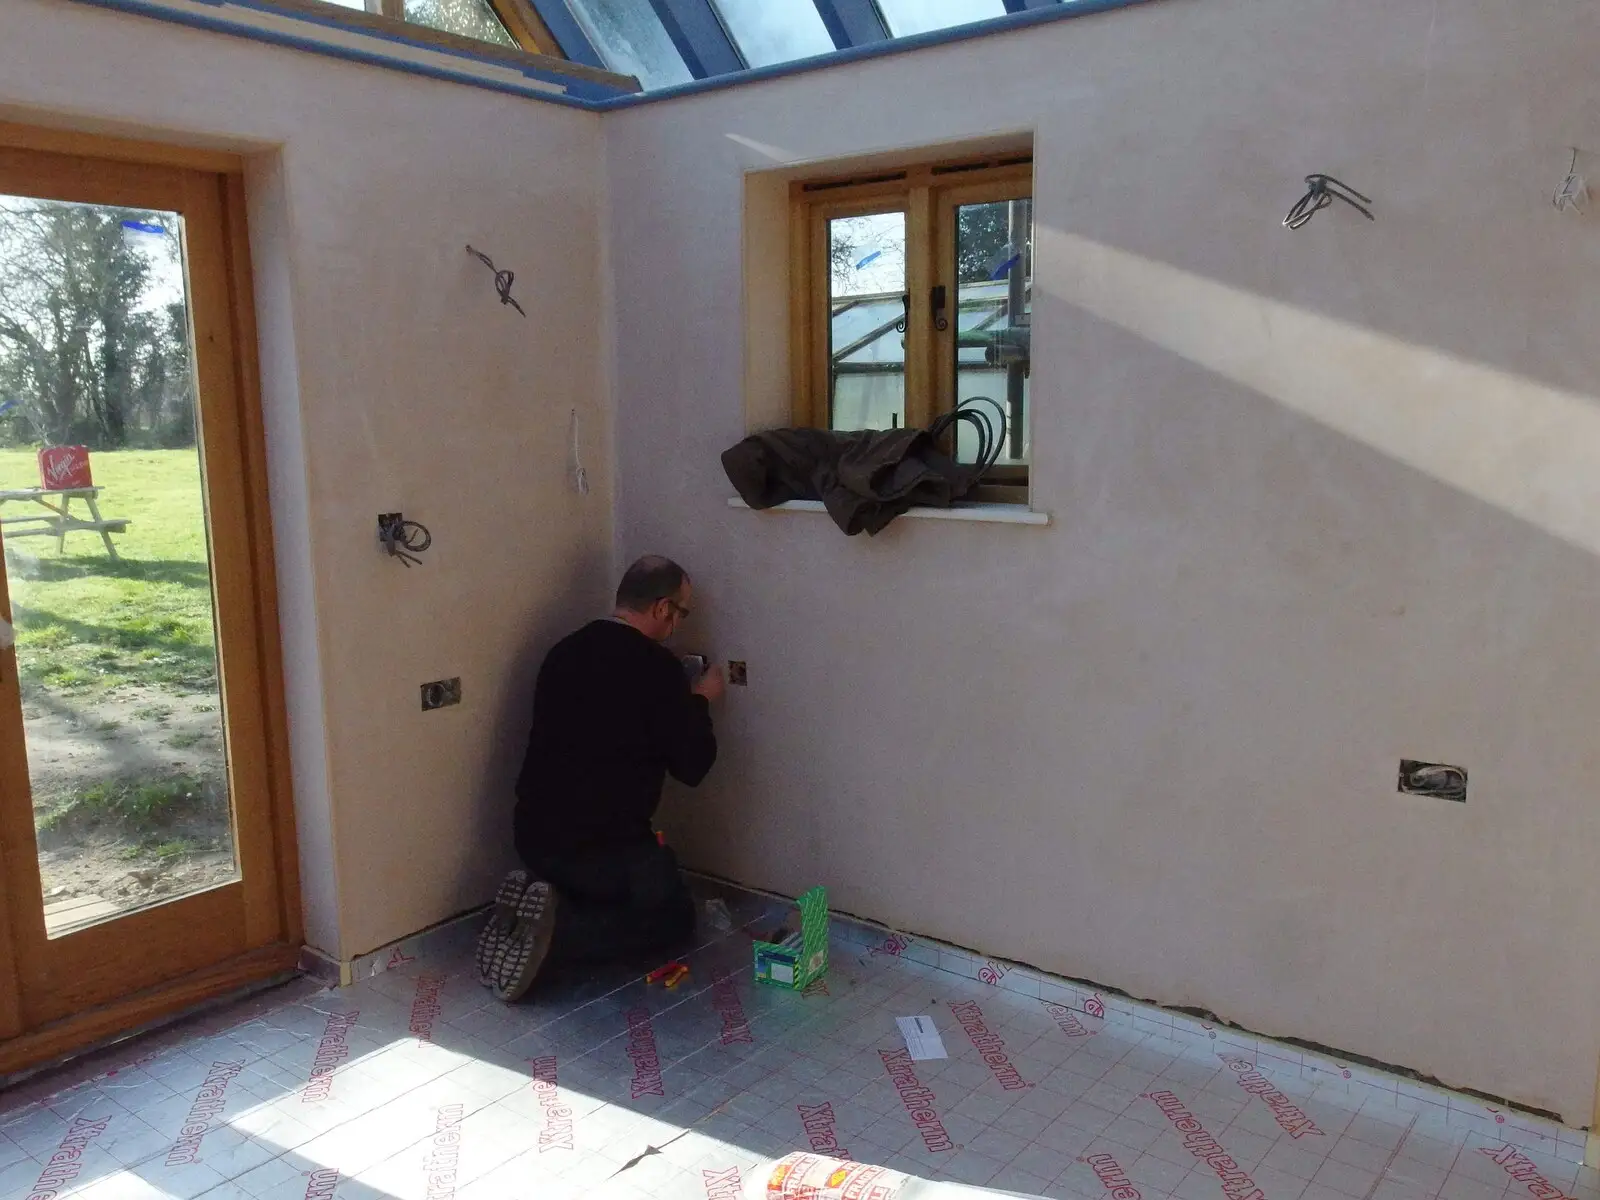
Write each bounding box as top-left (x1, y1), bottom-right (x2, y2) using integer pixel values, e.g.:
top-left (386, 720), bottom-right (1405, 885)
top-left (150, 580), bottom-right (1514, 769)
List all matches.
top-left (726, 498), bottom-right (1049, 526)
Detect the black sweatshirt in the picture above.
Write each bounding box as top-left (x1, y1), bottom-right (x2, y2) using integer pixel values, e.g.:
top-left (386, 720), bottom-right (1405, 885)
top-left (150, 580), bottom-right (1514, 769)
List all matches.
top-left (514, 619), bottom-right (717, 859)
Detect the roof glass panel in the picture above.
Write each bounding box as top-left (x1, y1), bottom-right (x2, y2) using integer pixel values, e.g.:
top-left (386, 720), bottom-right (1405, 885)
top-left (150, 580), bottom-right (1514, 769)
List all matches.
top-left (832, 282), bottom-right (1030, 366)
top-left (708, 0), bottom-right (836, 68)
top-left (566, 0), bottom-right (693, 88)
top-left (873, 0), bottom-right (1009, 38)
top-left (404, 0), bottom-right (517, 47)
top-left (833, 296), bottom-right (903, 357)
top-left (836, 296), bottom-right (907, 364)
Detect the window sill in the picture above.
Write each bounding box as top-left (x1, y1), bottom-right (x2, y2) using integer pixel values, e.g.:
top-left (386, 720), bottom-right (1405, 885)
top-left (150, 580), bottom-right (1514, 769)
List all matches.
top-left (726, 498), bottom-right (1049, 527)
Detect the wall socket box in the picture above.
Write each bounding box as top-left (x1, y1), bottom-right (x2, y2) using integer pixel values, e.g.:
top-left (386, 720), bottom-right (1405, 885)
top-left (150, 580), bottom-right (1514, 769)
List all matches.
top-left (421, 678), bottom-right (461, 711)
top-left (1398, 759), bottom-right (1467, 802)
top-left (728, 661), bottom-right (748, 686)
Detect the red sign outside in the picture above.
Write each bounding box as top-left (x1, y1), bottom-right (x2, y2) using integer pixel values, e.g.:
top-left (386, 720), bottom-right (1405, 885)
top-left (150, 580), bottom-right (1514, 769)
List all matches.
top-left (38, 446), bottom-right (93, 491)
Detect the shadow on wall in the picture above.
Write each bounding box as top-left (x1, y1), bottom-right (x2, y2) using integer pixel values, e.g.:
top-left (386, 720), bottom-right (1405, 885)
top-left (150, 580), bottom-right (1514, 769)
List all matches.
top-left (634, 222), bottom-right (1600, 1119)
top-left (1036, 227), bottom-right (1600, 557)
top-left (460, 544), bottom-right (614, 905)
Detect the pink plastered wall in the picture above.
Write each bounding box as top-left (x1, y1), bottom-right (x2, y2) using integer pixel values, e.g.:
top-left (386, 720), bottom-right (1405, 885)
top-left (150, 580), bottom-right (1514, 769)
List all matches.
top-left (604, 0), bottom-right (1600, 1122)
top-left (0, 0), bottom-right (615, 960)
top-left (6, 0), bottom-right (1600, 1127)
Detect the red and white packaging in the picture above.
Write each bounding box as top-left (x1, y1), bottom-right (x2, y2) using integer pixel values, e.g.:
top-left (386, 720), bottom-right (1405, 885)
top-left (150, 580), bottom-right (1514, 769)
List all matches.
top-left (37, 445), bottom-right (92, 491)
top-left (748, 1153), bottom-right (1040, 1200)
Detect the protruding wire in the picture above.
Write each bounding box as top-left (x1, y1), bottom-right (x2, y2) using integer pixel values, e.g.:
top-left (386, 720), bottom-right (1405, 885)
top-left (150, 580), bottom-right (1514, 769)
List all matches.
top-left (466, 244), bottom-right (526, 317)
top-left (1284, 175), bottom-right (1375, 229)
top-left (1554, 148), bottom-right (1585, 212)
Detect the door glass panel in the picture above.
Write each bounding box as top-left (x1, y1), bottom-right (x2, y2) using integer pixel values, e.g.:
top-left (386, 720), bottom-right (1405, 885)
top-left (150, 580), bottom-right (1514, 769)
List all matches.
top-left (829, 211), bottom-right (906, 432)
top-left (953, 196), bottom-right (1032, 465)
top-left (0, 196), bottom-right (236, 938)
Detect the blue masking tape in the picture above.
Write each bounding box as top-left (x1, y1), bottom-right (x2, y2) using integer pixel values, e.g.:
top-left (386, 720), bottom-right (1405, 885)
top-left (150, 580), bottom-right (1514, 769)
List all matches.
top-left (986, 250), bottom-right (1022, 280)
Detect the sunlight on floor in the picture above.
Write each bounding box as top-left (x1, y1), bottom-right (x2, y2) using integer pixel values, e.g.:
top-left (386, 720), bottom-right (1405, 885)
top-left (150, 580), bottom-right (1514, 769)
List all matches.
top-left (0, 884), bottom-right (1591, 1199)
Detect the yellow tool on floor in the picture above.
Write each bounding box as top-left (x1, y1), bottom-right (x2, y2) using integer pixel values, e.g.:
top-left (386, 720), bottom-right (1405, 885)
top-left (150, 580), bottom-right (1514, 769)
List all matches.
top-left (645, 961), bottom-right (689, 989)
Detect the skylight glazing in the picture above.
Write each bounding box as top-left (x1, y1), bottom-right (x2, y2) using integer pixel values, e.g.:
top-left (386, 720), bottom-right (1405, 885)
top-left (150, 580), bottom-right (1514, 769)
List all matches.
top-left (530, 0), bottom-right (1070, 93)
top-left (566, 0), bottom-right (694, 88)
top-left (404, 0), bottom-right (518, 47)
top-left (708, 0), bottom-right (836, 68)
top-left (872, 0), bottom-right (1010, 38)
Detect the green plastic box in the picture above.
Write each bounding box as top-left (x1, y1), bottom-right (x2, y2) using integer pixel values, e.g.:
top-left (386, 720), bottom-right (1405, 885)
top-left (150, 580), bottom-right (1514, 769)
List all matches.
top-left (752, 885), bottom-right (829, 989)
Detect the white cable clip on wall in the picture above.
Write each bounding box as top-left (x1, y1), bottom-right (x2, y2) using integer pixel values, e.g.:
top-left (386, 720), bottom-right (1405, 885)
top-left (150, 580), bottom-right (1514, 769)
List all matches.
top-left (569, 407), bottom-right (589, 496)
top-left (1554, 148), bottom-right (1587, 213)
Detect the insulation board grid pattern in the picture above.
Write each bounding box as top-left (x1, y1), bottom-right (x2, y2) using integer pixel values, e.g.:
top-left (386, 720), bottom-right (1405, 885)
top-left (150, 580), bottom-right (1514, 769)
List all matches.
top-left (0, 884), bottom-right (1590, 1200)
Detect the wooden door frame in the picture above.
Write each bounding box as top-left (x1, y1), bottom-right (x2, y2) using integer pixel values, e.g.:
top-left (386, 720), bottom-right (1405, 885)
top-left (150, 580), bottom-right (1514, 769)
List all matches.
top-left (0, 124), bottom-right (301, 1075)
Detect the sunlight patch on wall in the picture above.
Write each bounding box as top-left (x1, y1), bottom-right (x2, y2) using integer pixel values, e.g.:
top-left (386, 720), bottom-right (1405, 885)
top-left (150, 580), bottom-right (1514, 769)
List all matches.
top-left (1038, 228), bottom-right (1600, 558)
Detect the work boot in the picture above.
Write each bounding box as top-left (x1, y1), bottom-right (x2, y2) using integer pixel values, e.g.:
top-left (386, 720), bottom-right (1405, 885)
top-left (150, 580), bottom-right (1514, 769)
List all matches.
top-left (475, 870), bottom-right (557, 1003)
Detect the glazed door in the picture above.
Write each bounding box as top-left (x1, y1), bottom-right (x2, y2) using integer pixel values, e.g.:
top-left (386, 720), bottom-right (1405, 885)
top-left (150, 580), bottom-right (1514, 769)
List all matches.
top-left (0, 137), bottom-right (298, 1066)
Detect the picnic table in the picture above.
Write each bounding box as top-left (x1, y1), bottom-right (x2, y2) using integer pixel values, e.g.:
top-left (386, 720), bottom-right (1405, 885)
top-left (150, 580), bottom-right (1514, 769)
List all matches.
top-left (0, 487), bottom-right (131, 559)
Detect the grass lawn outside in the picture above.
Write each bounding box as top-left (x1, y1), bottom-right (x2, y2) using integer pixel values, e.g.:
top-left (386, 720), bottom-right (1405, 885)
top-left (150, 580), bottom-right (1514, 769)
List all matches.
top-left (0, 448), bottom-right (219, 696)
top-left (0, 448), bottom-right (237, 920)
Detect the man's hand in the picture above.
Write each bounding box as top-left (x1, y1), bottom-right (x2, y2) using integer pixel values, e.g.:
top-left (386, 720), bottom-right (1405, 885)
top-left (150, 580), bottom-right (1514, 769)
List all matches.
top-left (693, 664), bottom-right (726, 704)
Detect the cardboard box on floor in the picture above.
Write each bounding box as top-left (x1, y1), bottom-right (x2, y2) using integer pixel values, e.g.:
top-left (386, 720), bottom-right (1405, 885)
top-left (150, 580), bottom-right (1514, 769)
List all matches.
top-left (752, 885), bottom-right (828, 988)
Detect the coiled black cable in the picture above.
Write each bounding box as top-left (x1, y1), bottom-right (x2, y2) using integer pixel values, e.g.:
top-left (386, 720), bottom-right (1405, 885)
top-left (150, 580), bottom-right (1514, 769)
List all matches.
top-left (929, 395), bottom-right (1008, 489)
top-left (466, 245), bottom-right (526, 317)
top-left (1284, 175), bottom-right (1374, 229)
top-left (379, 517), bottom-right (432, 568)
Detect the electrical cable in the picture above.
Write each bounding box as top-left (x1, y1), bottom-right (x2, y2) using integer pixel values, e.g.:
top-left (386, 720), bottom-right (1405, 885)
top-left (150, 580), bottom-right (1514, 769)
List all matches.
top-left (1284, 174), bottom-right (1374, 229)
top-left (1399, 761), bottom-right (1466, 802)
top-left (1554, 148), bottom-right (1585, 212)
top-left (962, 396), bottom-right (1009, 472)
top-left (465, 244), bottom-right (526, 317)
top-left (928, 395), bottom-right (1008, 491)
top-left (570, 407), bottom-right (590, 496)
top-left (379, 517), bottom-right (432, 568)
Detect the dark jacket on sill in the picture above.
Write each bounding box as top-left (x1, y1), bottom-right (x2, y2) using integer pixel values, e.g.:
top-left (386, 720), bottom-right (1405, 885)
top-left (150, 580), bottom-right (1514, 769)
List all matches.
top-left (514, 619), bottom-right (716, 862)
top-left (721, 426), bottom-right (976, 536)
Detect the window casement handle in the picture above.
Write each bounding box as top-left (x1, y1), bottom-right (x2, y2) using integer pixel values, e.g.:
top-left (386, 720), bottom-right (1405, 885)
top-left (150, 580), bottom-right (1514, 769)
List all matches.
top-left (930, 285), bottom-right (949, 331)
top-left (895, 293), bottom-right (909, 334)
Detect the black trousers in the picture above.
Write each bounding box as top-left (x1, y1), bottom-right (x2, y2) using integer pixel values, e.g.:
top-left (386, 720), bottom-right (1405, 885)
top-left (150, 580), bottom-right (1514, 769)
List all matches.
top-left (522, 840), bottom-right (696, 965)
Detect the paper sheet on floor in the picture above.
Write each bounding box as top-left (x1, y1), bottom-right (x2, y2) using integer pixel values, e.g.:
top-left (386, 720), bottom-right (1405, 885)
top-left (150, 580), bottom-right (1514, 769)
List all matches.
top-left (896, 1014), bottom-right (948, 1060)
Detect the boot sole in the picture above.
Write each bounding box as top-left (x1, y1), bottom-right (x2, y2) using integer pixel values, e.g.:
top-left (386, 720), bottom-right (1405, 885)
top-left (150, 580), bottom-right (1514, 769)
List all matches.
top-left (475, 869), bottom-right (531, 987)
top-left (489, 880), bottom-right (557, 1003)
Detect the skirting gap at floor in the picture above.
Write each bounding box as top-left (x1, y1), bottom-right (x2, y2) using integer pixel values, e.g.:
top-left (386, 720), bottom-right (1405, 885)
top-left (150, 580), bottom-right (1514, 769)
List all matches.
top-left (0, 879), bottom-right (1591, 1199)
